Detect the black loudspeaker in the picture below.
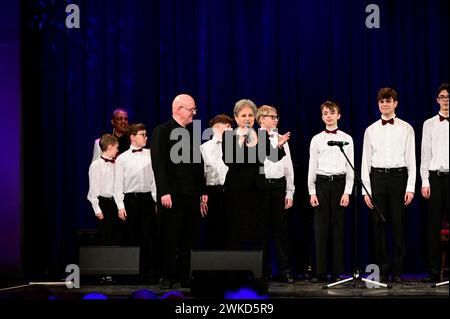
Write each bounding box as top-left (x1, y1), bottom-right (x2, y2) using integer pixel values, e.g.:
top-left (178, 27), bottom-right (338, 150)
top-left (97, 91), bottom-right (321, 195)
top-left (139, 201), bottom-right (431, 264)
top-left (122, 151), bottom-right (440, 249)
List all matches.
top-left (79, 246), bottom-right (140, 276)
top-left (190, 250), bottom-right (267, 297)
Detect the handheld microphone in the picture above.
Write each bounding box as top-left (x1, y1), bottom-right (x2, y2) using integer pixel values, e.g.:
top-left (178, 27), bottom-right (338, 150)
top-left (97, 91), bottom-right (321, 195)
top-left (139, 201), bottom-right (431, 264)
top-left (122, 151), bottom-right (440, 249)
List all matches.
top-left (244, 121), bottom-right (253, 143)
top-left (327, 140), bottom-right (349, 147)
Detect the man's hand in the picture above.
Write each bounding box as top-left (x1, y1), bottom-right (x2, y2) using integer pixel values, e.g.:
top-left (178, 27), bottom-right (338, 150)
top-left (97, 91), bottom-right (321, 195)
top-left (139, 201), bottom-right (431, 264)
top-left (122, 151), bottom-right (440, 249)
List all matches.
top-left (96, 212), bottom-right (104, 220)
top-left (200, 195), bottom-right (208, 217)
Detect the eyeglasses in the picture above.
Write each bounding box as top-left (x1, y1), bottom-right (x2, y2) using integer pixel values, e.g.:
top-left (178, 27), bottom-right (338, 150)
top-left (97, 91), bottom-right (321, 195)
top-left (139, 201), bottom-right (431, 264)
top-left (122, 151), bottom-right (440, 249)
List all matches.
top-left (438, 95), bottom-right (449, 101)
top-left (136, 132), bottom-right (147, 137)
top-left (263, 115), bottom-right (280, 121)
top-left (180, 105), bottom-right (198, 114)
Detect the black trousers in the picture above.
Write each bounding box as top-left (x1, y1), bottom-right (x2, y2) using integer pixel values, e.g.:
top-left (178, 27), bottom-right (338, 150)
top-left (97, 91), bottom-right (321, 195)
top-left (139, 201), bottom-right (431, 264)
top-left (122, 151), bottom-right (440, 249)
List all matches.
top-left (160, 194), bottom-right (201, 284)
top-left (370, 167), bottom-right (408, 275)
top-left (314, 176), bottom-right (346, 274)
top-left (123, 192), bottom-right (158, 279)
top-left (97, 196), bottom-right (122, 245)
top-left (226, 186), bottom-right (269, 279)
top-left (426, 171), bottom-right (449, 277)
top-left (205, 185), bottom-right (228, 250)
top-left (266, 178), bottom-right (292, 275)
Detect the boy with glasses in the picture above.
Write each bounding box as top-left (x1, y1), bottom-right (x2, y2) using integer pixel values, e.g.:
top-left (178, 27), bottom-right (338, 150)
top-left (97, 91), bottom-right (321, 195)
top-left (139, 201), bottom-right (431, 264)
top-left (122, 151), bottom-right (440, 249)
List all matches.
top-left (257, 105), bottom-right (296, 283)
top-left (113, 123), bottom-right (158, 283)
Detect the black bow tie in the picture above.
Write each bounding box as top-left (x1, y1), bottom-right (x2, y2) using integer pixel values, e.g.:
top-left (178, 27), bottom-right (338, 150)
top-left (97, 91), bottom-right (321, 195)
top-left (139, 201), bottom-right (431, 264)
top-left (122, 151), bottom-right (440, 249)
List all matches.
top-left (439, 115), bottom-right (449, 122)
top-left (132, 148), bottom-right (143, 153)
top-left (382, 118), bottom-right (394, 125)
top-left (325, 129), bottom-right (338, 134)
top-left (101, 156), bottom-right (115, 164)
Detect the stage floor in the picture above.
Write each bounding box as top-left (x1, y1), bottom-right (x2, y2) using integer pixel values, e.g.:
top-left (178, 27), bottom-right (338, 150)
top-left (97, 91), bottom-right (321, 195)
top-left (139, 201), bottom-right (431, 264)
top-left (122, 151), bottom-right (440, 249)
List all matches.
top-left (1, 275), bottom-right (448, 300)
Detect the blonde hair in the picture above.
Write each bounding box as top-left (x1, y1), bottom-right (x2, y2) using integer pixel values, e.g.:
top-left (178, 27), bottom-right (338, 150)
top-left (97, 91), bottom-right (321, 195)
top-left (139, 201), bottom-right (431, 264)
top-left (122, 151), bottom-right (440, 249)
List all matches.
top-left (256, 105), bottom-right (278, 124)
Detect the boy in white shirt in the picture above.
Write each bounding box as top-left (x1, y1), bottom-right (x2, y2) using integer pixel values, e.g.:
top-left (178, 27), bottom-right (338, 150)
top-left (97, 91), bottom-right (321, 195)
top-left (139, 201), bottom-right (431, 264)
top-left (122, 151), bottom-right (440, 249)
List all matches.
top-left (200, 114), bottom-right (233, 249)
top-left (87, 134), bottom-right (121, 245)
top-left (114, 123), bottom-right (158, 283)
top-left (361, 88), bottom-right (416, 283)
top-left (420, 83), bottom-right (449, 283)
top-left (257, 105), bottom-right (296, 283)
top-left (308, 101), bottom-right (354, 283)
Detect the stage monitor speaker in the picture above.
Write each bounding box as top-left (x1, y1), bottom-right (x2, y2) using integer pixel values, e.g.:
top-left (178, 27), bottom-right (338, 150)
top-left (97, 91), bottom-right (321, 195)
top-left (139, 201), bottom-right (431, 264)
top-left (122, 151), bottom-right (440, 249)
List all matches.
top-left (190, 250), bottom-right (267, 297)
top-left (79, 246), bottom-right (140, 276)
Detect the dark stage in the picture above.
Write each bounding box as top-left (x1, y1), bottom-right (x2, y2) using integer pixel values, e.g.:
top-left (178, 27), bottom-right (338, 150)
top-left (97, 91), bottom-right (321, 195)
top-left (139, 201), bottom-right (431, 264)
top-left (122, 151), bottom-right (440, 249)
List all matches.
top-left (1, 275), bottom-right (448, 300)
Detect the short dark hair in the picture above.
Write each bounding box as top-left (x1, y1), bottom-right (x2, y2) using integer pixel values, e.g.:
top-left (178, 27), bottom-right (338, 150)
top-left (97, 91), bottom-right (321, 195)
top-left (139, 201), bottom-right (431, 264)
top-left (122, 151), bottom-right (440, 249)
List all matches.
top-left (111, 108), bottom-right (128, 120)
top-left (320, 101), bottom-right (340, 114)
top-left (377, 87), bottom-right (398, 101)
top-left (99, 134), bottom-right (118, 152)
top-left (437, 83), bottom-right (449, 96)
top-left (128, 123), bottom-right (147, 136)
top-left (209, 114), bottom-right (234, 128)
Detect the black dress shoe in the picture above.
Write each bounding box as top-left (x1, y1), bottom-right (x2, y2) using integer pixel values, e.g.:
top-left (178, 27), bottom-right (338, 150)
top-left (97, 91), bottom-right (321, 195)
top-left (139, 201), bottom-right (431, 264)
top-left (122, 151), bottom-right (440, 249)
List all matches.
top-left (159, 280), bottom-right (181, 290)
top-left (100, 275), bottom-right (116, 285)
top-left (280, 273), bottom-right (295, 283)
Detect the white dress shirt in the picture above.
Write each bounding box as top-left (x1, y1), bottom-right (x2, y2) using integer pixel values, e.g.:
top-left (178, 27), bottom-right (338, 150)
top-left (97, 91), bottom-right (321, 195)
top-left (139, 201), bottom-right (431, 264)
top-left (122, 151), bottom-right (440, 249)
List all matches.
top-left (308, 128), bottom-right (354, 195)
top-left (361, 116), bottom-right (416, 195)
top-left (92, 138), bottom-right (102, 162)
top-left (87, 157), bottom-right (115, 215)
top-left (200, 136), bottom-right (229, 186)
top-left (420, 113), bottom-right (449, 187)
top-left (113, 146), bottom-right (157, 209)
top-left (264, 132), bottom-right (295, 200)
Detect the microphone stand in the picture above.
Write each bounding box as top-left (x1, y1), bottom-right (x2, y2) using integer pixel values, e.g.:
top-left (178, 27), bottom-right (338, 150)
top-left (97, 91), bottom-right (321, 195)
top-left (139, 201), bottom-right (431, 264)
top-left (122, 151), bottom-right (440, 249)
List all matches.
top-left (323, 144), bottom-right (392, 289)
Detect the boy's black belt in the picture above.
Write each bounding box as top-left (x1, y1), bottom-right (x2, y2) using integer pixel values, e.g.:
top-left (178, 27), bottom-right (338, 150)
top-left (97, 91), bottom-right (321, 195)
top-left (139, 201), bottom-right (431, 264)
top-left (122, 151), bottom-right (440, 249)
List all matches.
top-left (125, 192), bottom-right (152, 197)
top-left (98, 196), bottom-right (114, 201)
top-left (266, 177), bottom-right (286, 184)
top-left (316, 174), bottom-right (345, 182)
top-left (430, 170), bottom-right (449, 176)
top-left (371, 167), bottom-right (407, 173)
top-left (207, 185), bottom-right (226, 191)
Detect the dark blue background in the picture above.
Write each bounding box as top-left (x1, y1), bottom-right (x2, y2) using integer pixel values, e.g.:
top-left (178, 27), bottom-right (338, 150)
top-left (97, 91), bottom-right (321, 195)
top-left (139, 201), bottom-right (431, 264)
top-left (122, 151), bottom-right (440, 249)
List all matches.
top-left (20, 0), bottom-right (449, 280)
